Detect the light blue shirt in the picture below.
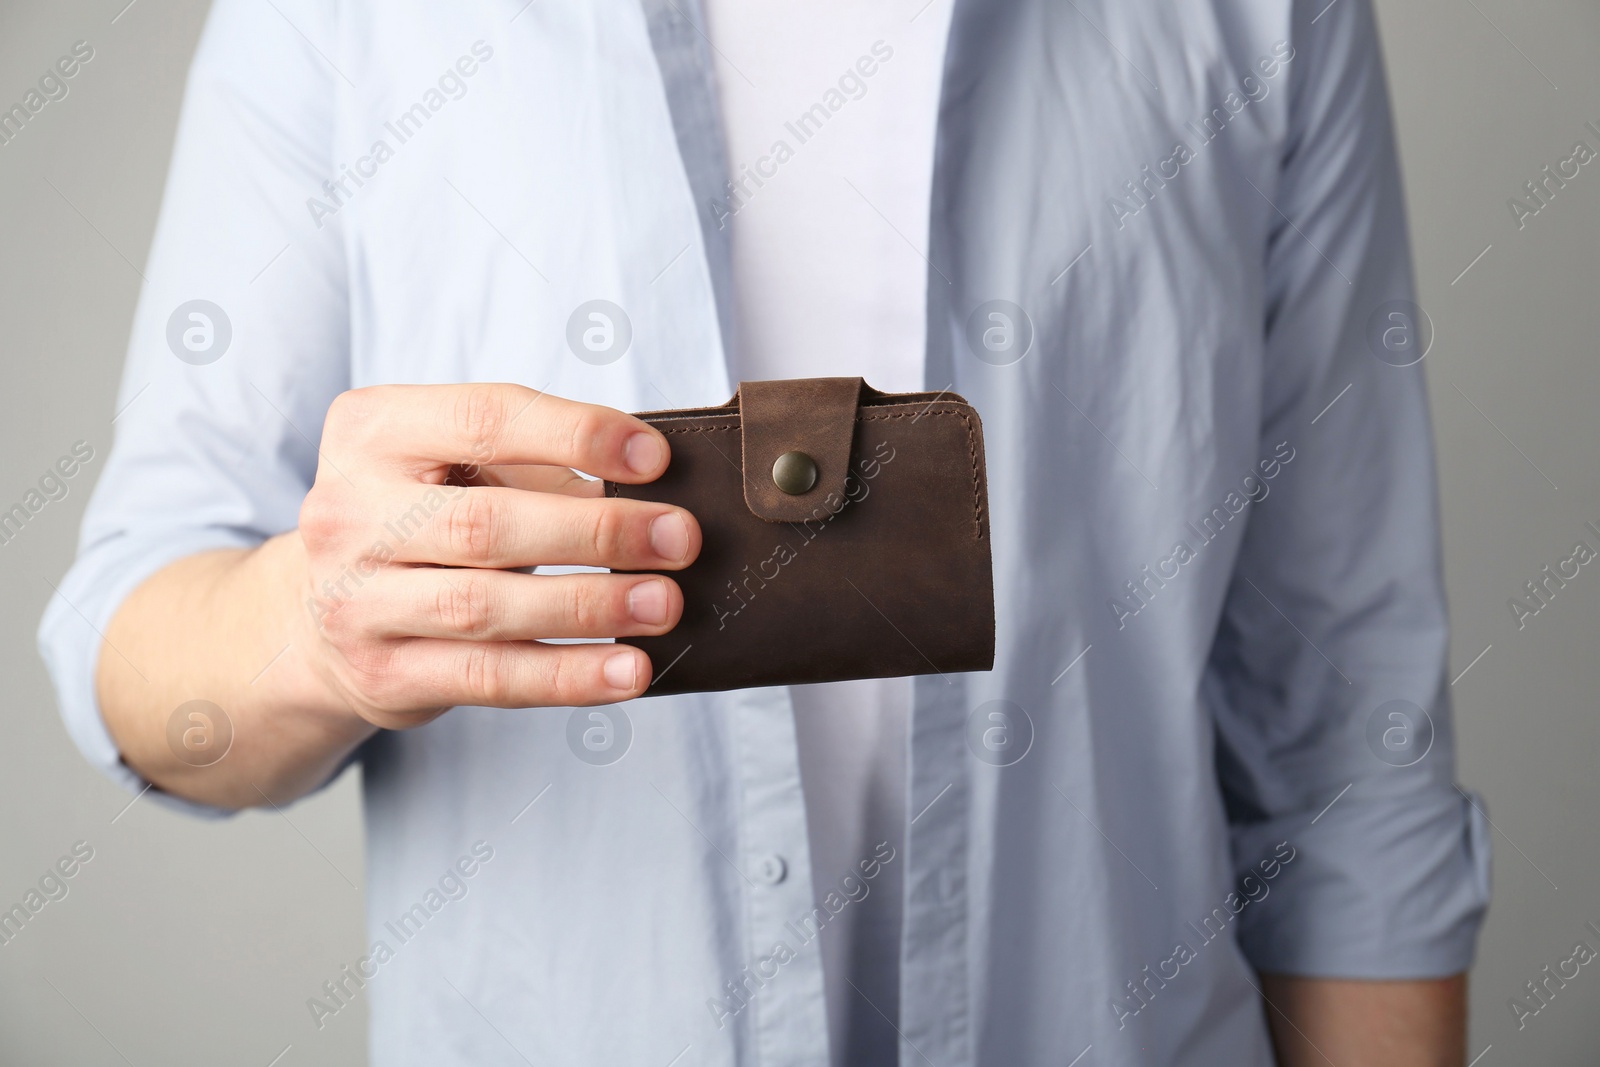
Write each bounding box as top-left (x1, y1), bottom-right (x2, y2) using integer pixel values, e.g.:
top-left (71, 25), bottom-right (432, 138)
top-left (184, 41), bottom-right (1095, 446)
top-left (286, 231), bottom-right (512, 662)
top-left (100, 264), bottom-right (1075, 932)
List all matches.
top-left (38, 0), bottom-right (1490, 1064)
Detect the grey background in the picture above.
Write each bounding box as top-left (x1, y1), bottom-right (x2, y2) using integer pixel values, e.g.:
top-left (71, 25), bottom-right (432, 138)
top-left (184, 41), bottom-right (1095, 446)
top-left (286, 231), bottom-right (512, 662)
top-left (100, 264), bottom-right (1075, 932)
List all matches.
top-left (0, 1), bottom-right (1595, 1064)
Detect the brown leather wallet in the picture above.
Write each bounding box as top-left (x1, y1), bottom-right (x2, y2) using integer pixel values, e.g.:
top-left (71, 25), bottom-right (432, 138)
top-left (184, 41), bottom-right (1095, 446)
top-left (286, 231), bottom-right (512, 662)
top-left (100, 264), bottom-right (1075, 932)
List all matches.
top-left (605, 377), bottom-right (995, 696)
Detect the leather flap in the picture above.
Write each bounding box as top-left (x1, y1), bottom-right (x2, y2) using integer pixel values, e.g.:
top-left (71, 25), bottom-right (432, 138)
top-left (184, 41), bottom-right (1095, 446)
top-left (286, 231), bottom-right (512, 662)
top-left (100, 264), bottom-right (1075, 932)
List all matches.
top-left (738, 377), bottom-right (863, 522)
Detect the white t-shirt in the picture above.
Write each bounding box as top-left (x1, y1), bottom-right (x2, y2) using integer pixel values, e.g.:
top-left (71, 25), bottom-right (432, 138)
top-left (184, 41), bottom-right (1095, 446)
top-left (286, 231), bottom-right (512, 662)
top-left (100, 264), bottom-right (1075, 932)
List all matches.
top-left (699, 2), bottom-right (955, 1062)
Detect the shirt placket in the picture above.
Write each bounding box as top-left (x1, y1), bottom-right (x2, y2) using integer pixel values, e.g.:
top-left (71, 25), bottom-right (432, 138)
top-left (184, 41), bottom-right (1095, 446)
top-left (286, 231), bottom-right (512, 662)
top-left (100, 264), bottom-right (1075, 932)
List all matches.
top-left (728, 686), bottom-right (831, 1066)
top-left (899, 672), bottom-right (973, 1067)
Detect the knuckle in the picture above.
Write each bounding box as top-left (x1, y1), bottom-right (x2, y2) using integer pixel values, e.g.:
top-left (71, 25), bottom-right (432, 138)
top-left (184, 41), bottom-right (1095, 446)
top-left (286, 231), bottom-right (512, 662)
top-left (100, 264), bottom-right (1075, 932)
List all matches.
top-left (342, 640), bottom-right (397, 699)
top-left (436, 578), bottom-right (493, 637)
top-left (462, 643), bottom-right (512, 706)
top-left (442, 493), bottom-right (497, 564)
top-left (317, 595), bottom-right (361, 643)
top-left (454, 385), bottom-right (507, 463)
top-left (563, 408), bottom-right (608, 466)
top-left (564, 581), bottom-right (607, 634)
top-left (540, 650), bottom-right (579, 706)
top-left (585, 502), bottom-right (629, 563)
top-left (324, 387), bottom-right (385, 444)
top-left (297, 488), bottom-right (344, 549)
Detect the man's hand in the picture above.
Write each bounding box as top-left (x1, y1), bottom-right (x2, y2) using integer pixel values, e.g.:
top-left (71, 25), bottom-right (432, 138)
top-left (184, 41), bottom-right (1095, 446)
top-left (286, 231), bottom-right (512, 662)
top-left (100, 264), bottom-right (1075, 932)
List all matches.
top-left (97, 384), bottom-right (699, 808)
top-left (297, 383), bottom-right (699, 728)
top-left (1260, 973), bottom-right (1467, 1067)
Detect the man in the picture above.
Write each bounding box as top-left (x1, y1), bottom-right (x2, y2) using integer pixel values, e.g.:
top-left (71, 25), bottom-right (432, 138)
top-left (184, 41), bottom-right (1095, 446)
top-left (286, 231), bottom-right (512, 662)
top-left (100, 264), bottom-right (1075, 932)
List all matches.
top-left (39, 0), bottom-right (1488, 1063)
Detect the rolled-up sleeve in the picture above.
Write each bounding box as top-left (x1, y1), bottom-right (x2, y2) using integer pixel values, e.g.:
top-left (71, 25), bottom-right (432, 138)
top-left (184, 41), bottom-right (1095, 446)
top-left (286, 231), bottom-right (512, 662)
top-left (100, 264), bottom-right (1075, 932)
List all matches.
top-left (36, 0), bottom-right (349, 811)
top-left (1204, 0), bottom-right (1490, 977)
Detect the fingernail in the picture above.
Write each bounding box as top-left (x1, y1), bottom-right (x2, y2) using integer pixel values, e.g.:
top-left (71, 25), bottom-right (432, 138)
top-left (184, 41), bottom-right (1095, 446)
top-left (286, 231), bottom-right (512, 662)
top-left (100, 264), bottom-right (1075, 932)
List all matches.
top-left (624, 432), bottom-right (665, 476)
top-left (603, 650), bottom-right (638, 690)
top-left (626, 579), bottom-right (669, 625)
top-left (649, 512), bottom-right (691, 563)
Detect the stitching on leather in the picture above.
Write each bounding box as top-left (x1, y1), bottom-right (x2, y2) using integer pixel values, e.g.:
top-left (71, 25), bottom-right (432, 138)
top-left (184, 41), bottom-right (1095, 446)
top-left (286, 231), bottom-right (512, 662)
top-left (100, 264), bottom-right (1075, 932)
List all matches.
top-left (860, 408), bottom-right (983, 537)
top-left (607, 426), bottom-right (738, 499)
top-left (615, 410), bottom-right (984, 538)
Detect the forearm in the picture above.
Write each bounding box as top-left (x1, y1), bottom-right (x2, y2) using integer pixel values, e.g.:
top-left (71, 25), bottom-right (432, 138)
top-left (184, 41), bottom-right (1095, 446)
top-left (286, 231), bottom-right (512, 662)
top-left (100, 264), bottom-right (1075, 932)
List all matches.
top-left (96, 532), bottom-right (373, 810)
top-left (89, 385), bottom-right (696, 811)
top-left (1260, 973), bottom-right (1467, 1067)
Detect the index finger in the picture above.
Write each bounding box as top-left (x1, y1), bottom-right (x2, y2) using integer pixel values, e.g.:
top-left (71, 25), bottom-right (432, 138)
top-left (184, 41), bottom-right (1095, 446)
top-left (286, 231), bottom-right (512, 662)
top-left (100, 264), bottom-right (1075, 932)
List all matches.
top-left (327, 383), bottom-right (670, 483)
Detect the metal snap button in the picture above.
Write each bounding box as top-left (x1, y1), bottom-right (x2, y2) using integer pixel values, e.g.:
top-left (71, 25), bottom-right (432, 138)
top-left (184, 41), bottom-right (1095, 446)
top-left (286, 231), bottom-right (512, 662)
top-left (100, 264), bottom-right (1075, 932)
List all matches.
top-left (772, 451), bottom-right (817, 495)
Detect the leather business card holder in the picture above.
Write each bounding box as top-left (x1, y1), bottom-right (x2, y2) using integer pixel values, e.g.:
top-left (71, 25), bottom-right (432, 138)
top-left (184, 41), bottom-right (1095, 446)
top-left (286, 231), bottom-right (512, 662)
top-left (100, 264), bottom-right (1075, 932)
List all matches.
top-left (605, 377), bottom-right (994, 696)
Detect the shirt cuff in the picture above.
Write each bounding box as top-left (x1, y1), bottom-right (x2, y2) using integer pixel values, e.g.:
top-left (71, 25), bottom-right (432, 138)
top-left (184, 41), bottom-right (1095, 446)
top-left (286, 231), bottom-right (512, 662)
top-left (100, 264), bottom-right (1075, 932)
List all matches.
top-left (37, 527), bottom-right (261, 820)
top-left (1230, 784), bottom-right (1491, 978)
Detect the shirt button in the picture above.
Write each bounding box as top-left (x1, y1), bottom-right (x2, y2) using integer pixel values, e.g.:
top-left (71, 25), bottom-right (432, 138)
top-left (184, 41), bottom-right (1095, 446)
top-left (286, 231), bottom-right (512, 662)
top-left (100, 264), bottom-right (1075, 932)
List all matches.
top-left (754, 854), bottom-right (788, 886)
